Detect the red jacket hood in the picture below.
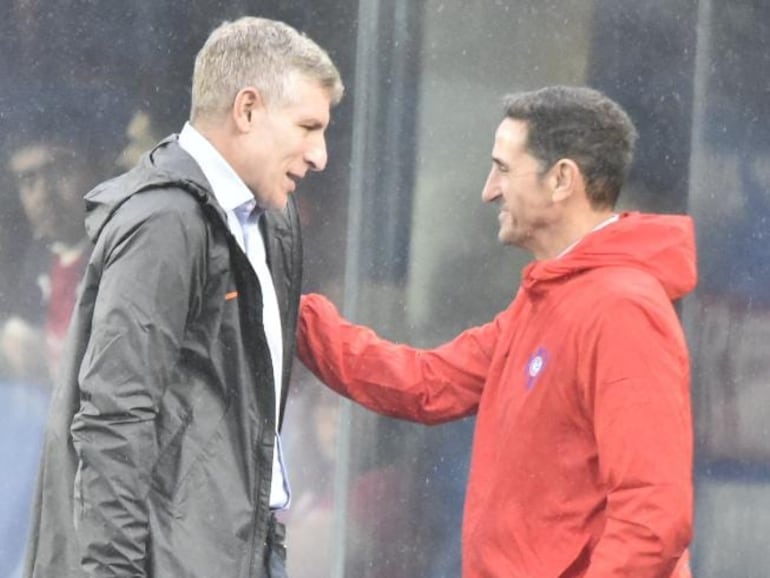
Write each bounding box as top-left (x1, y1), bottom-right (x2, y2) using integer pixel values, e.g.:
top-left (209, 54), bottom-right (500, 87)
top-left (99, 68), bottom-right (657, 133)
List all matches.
top-left (521, 212), bottom-right (698, 300)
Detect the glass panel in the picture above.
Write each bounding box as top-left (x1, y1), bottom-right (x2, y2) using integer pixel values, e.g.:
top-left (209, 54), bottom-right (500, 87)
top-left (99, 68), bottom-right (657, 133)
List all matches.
top-left (328, 1), bottom-right (698, 576)
top-left (686, 1), bottom-right (770, 575)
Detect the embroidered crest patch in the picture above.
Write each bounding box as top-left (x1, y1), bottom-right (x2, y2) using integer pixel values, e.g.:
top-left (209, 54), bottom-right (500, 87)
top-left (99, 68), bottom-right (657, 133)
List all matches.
top-left (525, 347), bottom-right (549, 391)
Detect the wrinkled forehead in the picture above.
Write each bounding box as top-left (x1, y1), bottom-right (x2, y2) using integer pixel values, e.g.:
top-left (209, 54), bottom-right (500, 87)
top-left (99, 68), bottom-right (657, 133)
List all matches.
top-left (495, 118), bottom-right (529, 144)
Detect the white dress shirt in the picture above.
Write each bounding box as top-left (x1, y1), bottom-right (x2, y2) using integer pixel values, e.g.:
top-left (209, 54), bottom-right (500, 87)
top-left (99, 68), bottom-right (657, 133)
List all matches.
top-left (178, 122), bottom-right (290, 509)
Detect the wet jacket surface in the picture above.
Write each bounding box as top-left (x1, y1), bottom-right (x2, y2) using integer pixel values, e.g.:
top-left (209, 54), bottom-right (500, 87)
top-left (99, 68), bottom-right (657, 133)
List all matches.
top-left (298, 212), bottom-right (696, 578)
top-left (24, 136), bottom-right (302, 578)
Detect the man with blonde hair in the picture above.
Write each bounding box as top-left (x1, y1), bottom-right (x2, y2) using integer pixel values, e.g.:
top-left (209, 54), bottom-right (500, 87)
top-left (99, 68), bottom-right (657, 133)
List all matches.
top-left (25, 16), bottom-right (343, 578)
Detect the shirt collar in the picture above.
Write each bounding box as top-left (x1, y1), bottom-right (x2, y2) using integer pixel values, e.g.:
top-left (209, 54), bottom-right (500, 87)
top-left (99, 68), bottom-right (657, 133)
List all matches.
top-left (557, 213), bottom-right (620, 258)
top-left (178, 122), bottom-right (255, 213)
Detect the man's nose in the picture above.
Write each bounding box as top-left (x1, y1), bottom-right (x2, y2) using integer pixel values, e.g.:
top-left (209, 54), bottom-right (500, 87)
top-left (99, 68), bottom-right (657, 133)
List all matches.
top-left (481, 173), bottom-right (499, 203)
top-left (306, 137), bottom-right (328, 172)
top-left (19, 179), bottom-right (47, 206)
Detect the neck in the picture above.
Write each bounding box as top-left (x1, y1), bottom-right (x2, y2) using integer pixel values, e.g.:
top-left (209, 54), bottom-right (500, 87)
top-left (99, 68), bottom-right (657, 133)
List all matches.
top-left (535, 209), bottom-right (617, 260)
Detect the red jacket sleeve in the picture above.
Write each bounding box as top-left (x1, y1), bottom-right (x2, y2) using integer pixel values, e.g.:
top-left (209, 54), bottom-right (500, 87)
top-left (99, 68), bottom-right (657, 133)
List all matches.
top-left (297, 293), bottom-right (497, 424)
top-left (582, 297), bottom-right (693, 577)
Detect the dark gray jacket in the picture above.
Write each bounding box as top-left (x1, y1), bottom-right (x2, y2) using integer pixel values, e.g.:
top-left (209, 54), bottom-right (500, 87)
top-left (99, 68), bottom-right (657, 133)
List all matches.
top-left (24, 136), bottom-right (302, 577)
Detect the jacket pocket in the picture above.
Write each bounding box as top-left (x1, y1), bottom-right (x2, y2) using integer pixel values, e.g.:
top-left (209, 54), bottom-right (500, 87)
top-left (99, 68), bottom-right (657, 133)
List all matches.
top-left (150, 395), bottom-right (230, 515)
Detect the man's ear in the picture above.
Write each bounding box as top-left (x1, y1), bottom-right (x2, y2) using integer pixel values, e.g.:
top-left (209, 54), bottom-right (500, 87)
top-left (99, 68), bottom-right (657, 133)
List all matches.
top-left (232, 87), bottom-right (265, 132)
top-left (551, 158), bottom-right (581, 203)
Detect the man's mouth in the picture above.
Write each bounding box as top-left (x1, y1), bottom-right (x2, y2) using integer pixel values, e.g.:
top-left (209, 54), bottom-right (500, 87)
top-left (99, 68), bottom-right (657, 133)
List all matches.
top-left (286, 173), bottom-right (301, 191)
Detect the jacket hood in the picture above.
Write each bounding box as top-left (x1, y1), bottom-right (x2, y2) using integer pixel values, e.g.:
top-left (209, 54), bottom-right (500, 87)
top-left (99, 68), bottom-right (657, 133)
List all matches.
top-left (521, 212), bottom-right (697, 300)
top-left (84, 135), bottom-right (220, 242)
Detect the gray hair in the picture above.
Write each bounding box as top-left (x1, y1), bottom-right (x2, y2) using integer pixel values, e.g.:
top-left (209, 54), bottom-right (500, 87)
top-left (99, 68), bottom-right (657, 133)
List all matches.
top-left (191, 17), bottom-right (344, 121)
top-left (503, 86), bottom-right (637, 209)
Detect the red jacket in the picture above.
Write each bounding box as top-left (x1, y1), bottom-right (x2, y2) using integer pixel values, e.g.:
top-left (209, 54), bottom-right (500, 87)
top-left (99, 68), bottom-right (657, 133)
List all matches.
top-left (298, 212), bottom-right (696, 577)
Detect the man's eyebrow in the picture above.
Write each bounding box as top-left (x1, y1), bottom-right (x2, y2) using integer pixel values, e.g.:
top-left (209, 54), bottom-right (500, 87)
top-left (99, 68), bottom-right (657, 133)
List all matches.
top-left (301, 119), bottom-right (326, 130)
